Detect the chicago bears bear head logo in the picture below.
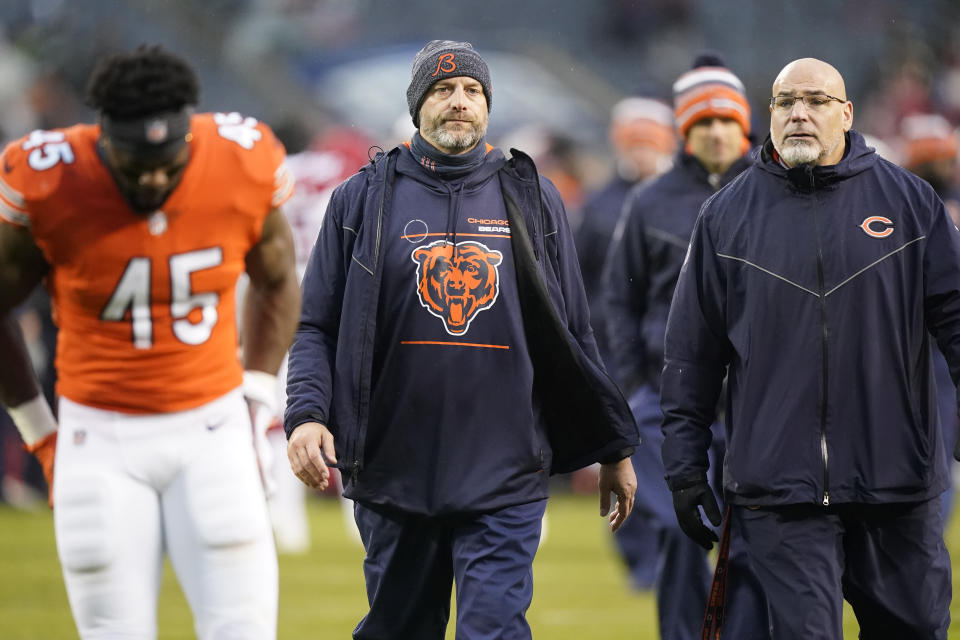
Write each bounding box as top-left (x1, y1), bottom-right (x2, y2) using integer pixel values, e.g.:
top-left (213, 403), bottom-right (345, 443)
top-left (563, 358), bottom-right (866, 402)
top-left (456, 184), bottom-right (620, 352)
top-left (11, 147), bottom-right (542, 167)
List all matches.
top-left (411, 240), bottom-right (503, 335)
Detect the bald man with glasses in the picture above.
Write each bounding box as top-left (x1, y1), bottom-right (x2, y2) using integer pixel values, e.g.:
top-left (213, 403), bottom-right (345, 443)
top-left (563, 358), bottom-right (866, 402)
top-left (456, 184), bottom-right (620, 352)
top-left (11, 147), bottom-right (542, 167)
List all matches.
top-left (660, 58), bottom-right (958, 639)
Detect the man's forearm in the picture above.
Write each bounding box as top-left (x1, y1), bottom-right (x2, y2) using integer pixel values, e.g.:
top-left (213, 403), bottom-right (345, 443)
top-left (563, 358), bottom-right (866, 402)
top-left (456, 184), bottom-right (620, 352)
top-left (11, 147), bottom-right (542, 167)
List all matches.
top-left (241, 275), bottom-right (301, 374)
top-left (0, 313), bottom-right (56, 447)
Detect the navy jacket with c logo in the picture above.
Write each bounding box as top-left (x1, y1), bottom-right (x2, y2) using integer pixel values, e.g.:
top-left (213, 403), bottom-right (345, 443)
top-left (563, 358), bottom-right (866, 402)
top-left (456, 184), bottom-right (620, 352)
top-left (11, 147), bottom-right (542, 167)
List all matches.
top-left (662, 130), bottom-right (960, 507)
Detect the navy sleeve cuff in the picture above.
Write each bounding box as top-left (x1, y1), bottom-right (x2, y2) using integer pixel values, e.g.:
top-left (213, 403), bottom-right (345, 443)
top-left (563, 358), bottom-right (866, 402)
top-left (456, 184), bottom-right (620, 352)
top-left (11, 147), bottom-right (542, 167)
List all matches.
top-left (598, 446), bottom-right (635, 464)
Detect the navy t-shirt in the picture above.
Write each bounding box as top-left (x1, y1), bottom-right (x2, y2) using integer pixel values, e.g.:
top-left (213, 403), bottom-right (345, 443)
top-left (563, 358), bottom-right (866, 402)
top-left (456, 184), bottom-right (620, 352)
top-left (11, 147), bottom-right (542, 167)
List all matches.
top-left (357, 149), bottom-right (551, 514)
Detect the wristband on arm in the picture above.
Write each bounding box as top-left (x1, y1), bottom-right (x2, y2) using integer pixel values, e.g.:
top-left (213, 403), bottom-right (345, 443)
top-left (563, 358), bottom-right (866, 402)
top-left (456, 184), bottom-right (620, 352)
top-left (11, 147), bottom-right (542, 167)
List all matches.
top-left (242, 370), bottom-right (280, 497)
top-left (242, 370), bottom-right (279, 414)
top-left (8, 395), bottom-right (58, 508)
top-left (7, 394), bottom-right (58, 446)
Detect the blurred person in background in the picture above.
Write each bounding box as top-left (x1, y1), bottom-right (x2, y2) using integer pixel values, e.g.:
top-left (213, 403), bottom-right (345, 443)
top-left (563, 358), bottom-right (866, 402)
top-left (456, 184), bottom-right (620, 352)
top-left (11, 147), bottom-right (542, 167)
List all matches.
top-left (284, 39), bottom-right (638, 640)
top-left (860, 133), bottom-right (901, 166)
top-left (603, 54), bottom-right (769, 639)
top-left (900, 113), bottom-right (960, 225)
top-left (576, 95), bottom-right (676, 372)
top-left (497, 123), bottom-right (592, 215)
top-left (254, 119), bottom-right (375, 553)
top-left (0, 44), bottom-right (300, 639)
top-left (900, 112), bottom-right (960, 525)
top-left (662, 57), bottom-right (958, 639)
top-left (572, 94), bottom-right (675, 588)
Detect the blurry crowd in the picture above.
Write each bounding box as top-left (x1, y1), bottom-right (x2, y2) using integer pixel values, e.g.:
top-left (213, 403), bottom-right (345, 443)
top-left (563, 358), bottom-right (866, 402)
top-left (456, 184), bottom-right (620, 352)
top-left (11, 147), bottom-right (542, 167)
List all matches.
top-left (0, 1), bottom-right (959, 520)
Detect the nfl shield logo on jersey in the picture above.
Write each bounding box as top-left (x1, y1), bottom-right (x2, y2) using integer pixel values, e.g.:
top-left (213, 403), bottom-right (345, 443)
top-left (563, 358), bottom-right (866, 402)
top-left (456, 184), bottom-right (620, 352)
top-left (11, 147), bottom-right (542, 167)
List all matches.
top-left (145, 118), bottom-right (169, 144)
top-left (148, 210), bottom-right (168, 236)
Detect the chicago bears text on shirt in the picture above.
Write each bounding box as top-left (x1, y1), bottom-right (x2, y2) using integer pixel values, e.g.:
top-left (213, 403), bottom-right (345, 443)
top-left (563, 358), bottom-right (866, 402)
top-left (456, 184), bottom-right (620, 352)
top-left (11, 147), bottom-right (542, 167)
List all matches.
top-left (468, 217), bottom-right (510, 233)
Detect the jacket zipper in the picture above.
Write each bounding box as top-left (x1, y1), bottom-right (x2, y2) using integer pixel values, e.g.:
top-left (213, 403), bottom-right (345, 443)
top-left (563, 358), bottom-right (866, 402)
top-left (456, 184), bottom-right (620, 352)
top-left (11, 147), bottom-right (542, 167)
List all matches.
top-left (816, 253), bottom-right (830, 506)
top-left (374, 164), bottom-right (385, 269)
top-left (352, 159), bottom-right (389, 472)
top-left (809, 168), bottom-right (831, 506)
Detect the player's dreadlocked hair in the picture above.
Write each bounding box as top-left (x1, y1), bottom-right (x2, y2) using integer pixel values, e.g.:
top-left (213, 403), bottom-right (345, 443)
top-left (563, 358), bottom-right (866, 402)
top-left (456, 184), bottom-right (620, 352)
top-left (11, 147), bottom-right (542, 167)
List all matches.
top-left (85, 44), bottom-right (199, 120)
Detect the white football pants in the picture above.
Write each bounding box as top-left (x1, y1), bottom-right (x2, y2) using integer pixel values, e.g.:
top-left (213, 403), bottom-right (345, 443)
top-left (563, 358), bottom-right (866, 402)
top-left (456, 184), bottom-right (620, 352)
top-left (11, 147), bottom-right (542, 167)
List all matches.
top-left (53, 389), bottom-right (277, 640)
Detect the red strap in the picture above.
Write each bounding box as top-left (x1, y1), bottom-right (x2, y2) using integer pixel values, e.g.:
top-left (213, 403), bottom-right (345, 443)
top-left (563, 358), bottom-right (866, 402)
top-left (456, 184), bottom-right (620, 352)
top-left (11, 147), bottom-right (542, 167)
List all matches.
top-left (701, 505), bottom-right (732, 640)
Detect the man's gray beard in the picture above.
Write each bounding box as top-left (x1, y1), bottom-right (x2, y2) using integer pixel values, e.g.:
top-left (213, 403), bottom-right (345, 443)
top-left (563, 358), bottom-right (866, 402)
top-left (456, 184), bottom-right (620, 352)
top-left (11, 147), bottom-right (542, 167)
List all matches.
top-left (423, 119), bottom-right (487, 153)
top-left (779, 139), bottom-right (821, 166)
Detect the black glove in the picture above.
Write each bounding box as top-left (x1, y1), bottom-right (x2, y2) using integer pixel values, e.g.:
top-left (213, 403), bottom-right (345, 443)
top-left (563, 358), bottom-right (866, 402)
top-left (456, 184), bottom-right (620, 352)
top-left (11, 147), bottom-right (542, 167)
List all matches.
top-left (672, 481), bottom-right (722, 550)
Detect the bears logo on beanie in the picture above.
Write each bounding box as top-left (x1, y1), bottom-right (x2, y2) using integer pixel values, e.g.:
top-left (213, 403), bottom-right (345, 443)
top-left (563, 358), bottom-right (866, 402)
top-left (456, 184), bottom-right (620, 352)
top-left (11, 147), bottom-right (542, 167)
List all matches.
top-left (407, 40), bottom-right (492, 128)
top-left (673, 53), bottom-right (751, 139)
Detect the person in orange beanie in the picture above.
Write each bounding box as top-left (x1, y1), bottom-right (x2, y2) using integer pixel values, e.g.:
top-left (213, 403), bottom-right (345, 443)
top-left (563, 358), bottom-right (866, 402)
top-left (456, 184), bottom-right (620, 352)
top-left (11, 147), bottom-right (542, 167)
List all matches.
top-left (603, 53), bottom-right (769, 640)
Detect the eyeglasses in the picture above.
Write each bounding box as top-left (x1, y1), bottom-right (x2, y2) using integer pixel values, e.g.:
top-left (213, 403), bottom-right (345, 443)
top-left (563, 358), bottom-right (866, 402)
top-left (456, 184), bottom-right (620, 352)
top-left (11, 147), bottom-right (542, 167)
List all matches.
top-left (769, 94), bottom-right (846, 111)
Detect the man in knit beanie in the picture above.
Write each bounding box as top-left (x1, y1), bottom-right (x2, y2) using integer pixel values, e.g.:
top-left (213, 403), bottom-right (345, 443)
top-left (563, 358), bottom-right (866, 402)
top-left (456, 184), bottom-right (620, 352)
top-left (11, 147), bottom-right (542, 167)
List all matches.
top-left (399, 39), bottom-right (496, 168)
top-left (673, 55), bottom-right (751, 137)
top-left (671, 53), bottom-right (753, 184)
top-left (286, 39), bottom-right (638, 639)
top-left (603, 53), bottom-right (770, 639)
top-left (406, 40), bottom-right (492, 128)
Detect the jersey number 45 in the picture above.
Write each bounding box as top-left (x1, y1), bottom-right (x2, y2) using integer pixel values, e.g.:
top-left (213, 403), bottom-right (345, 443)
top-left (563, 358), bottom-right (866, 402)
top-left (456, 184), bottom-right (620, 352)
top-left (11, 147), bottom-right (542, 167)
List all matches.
top-left (101, 247), bottom-right (223, 349)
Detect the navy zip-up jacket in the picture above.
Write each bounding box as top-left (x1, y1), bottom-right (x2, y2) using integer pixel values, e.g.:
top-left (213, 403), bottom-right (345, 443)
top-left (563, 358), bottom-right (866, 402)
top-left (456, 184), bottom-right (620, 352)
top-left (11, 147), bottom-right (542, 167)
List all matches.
top-left (661, 131), bottom-right (960, 507)
top-left (603, 151), bottom-right (752, 394)
top-left (285, 145), bottom-right (637, 515)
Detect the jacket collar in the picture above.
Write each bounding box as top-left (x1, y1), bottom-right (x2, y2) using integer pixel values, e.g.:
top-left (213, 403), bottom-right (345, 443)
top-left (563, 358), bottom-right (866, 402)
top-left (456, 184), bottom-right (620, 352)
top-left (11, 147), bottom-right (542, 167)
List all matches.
top-left (395, 141), bottom-right (506, 190)
top-left (677, 148), bottom-right (754, 190)
top-left (757, 130), bottom-right (877, 191)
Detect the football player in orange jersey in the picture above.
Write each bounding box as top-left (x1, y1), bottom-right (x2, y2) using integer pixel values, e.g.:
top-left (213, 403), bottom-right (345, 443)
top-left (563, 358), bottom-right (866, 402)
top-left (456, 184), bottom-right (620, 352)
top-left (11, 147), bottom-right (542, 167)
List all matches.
top-left (0, 45), bottom-right (299, 639)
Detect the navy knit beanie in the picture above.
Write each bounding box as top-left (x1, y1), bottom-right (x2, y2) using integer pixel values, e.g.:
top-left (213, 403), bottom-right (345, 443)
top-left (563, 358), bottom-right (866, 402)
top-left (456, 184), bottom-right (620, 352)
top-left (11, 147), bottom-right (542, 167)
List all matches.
top-left (406, 40), bottom-right (492, 128)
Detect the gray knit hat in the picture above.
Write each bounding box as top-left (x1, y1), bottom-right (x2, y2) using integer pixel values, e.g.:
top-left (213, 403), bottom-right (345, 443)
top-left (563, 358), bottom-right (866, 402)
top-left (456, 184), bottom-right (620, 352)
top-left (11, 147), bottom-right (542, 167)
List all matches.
top-left (406, 40), bottom-right (492, 128)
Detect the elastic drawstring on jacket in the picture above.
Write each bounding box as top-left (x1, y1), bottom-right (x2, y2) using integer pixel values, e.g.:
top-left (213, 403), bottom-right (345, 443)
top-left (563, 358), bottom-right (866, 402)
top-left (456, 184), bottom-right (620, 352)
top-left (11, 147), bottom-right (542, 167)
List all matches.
top-left (443, 181), bottom-right (466, 247)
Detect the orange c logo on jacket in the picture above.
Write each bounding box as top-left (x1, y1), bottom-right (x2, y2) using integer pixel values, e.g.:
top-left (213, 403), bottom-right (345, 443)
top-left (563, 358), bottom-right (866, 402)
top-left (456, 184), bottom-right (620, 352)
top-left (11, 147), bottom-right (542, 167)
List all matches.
top-left (859, 216), bottom-right (894, 238)
top-left (432, 53), bottom-right (457, 76)
top-left (412, 240), bottom-right (502, 335)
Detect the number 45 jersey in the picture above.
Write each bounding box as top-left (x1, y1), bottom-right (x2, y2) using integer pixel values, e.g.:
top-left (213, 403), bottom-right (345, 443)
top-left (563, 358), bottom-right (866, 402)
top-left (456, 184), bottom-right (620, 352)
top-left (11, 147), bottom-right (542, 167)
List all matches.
top-left (0, 113), bottom-right (294, 414)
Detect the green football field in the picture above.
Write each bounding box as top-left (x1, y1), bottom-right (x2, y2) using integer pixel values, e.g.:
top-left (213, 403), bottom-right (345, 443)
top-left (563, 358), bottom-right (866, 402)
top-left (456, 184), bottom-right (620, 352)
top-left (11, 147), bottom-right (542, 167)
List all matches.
top-left (1, 491), bottom-right (958, 638)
